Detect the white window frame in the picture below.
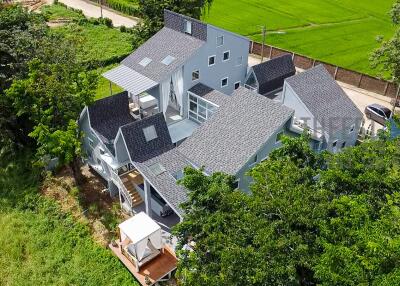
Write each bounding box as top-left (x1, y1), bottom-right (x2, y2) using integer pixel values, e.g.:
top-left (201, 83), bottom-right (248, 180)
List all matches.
top-left (349, 124), bottom-right (355, 133)
top-left (184, 19), bottom-right (192, 35)
top-left (221, 77), bottom-right (228, 88)
top-left (192, 70), bottom-right (200, 81)
top-left (332, 140), bottom-right (338, 151)
top-left (208, 55), bottom-right (216, 67)
top-left (236, 56), bottom-right (243, 66)
top-left (222, 50), bottom-right (230, 62)
top-left (234, 81), bottom-right (241, 90)
top-left (216, 35), bottom-right (224, 47)
top-left (88, 138), bottom-right (95, 149)
top-left (187, 91), bottom-right (218, 124)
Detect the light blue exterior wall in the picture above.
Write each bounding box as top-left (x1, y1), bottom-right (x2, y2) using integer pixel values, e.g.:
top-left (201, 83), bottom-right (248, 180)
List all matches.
top-left (181, 25), bottom-right (249, 116)
top-left (281, 82), bottom-right (362, 153)
top-left (235, 118), bottom-right (292, 193)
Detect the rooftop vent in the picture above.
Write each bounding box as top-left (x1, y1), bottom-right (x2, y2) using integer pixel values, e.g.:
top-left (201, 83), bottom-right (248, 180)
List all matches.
top-left (139, 57), bottom-right (152, 67)
top-left (161, 55), bottom-right (176, 66)
top-left (149, 163), bottom-right (166, 176)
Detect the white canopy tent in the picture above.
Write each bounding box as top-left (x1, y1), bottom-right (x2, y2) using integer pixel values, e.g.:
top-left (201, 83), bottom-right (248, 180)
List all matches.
top-left (119, 212), bottom-right (163, 262)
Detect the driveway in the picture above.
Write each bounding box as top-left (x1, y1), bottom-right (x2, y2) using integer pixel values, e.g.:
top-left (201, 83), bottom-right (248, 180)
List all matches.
top-left (48, 0), bottom-right (138, 27)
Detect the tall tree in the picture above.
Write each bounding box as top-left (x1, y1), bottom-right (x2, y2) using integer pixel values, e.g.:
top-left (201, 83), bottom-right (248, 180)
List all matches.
top-left (0, 5), bottom-right (48, 150)
top-left (6, 32), bottom-right (97, 182)
top-left (174, 135), bottom-right (400, 285)
top-left (371, 0), bottom-right (400, 111)
top-left (132, 0), bottom-right (213, 48)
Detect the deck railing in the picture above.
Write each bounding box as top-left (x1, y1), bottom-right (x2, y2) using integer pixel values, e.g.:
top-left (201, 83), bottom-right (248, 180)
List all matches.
top-left (110, 168), bottom-right (133, 209)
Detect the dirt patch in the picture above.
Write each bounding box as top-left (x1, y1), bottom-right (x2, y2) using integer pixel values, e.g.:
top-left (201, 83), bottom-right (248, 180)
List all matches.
top-left (41, 164), bottom-right (128, 247)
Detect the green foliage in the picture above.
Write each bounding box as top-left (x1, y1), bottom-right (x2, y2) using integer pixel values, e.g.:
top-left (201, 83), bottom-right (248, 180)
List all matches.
top-left (54, 22), bottom-right (133, 68)
top-left (371, 1), bottom-right (400, 82)
top-left (41, 3), bottom-right (85, 21)
top-left (174, 134), bottom-right (400, 285)
top-left (131, 0), bottom-right (213, 48)
top-left (99, 0), bottom-right (139, 17)
top-left (203, 0), bottom-right (395, 77)
top-left (0, 153), bottom-right (135, 285)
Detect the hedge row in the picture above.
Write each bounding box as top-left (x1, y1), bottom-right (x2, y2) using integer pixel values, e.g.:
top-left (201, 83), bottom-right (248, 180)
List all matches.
top-left (89, 0), bottom-right (140, 17)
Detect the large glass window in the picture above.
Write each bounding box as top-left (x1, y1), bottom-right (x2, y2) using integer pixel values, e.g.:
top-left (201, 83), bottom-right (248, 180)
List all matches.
top-left (188, 92), bottom-right (218, 123)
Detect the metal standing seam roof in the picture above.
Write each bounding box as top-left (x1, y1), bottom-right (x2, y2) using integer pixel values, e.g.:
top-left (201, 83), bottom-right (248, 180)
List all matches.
top-left (178, 87), bottom-right (294, 175)
top-left (103, 65), bottom-right (158, 95)
top-left (285, 65), bottom-right (363, 134)
top-left (121, 27), bottom-right (205, 83)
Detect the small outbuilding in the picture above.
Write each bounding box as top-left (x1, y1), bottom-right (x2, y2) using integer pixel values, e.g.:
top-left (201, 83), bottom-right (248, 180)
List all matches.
top-left (245, 54), bottom-right (296, 98)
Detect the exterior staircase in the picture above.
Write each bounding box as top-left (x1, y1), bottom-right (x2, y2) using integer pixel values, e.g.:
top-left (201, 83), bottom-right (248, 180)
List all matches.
top-left (121, 171), bottom-right (144, 207)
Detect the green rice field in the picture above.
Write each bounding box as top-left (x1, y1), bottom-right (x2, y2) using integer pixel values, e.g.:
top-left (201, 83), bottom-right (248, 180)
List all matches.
top-left (202, 0), bottom-right (396, 77)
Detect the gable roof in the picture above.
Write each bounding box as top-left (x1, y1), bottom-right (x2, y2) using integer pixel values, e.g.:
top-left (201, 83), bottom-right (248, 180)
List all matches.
top-left (120, 112), bottom-right (173, 162)
top-left (121, 27), bottom-right (205, 83)
top-left (134, 148), bottom-right (189, 217)
top-left (88, 91), bottom-right (135, 143)
top-left (251, 54), bottom-right (296, 95)
top-left (178, 87), bottom-right (294, 175)
top-left (285, 65), bottom-right (363, 134)
top-left (188, 83), bottom-right (229, 106)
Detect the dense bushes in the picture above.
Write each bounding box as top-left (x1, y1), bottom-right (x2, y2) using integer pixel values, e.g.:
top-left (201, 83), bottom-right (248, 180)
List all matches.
top-left (90, 0), bottom-right (139, 17)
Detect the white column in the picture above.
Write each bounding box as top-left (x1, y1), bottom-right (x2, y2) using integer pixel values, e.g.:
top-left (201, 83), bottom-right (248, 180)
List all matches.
top-left (144, 180), bottom-right (152, 218)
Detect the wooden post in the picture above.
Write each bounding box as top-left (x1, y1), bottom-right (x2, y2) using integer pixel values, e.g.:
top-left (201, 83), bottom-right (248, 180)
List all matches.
top-left (144, 180), bottom-right (152, 218)
top-left (357, 74), bottom-right (363, 88)
top-left (260, 25), bottom-right (266, 63)
top-left (334, 66), bottom-right (339, 80)
top-left (268, 46), bottom-right (273, 60)
top-left (109, 81), bottom-right (112, 96)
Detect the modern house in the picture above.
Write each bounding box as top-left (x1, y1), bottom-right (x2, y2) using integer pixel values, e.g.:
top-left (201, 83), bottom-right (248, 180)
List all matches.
top-left (79, 10), bottom-right (363, 241)
top-left (280, 65), bottom-right (364, 152)
top-left (103, 9), bottom-right (249, 142)
top-left (244, 54), bottom-right (296, 99)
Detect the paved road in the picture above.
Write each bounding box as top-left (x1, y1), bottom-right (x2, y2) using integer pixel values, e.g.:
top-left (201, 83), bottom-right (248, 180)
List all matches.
top-left (51, 0), bottom-right (138, 27)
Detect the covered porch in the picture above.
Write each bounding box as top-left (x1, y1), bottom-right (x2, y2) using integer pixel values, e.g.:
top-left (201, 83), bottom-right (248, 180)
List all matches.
top-left (109, 212), bottom-right (177, 286)
top-left (103, 65), bottom-right (185, 125)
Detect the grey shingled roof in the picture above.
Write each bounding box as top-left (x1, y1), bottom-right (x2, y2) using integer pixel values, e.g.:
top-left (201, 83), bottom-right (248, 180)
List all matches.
top-left (188, 83), bottom-right (229, 106)
top-left (252, 54), bottom-right (296, 95)
top-left (285, 65), bottom-right (363, 134)
top-left (120, 113), bottom-right (173, 162)
top-left (178, 87), bottom-right (294, 175)
top-left (121, 27), bottom-right (205, 83)
top-left (134, 148), bottom-right (189, 216)
top-left (88, 91), bottom-right (135, 143)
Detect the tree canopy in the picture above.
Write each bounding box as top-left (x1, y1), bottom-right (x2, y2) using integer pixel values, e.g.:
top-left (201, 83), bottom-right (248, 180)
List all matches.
top-left (132, 0), bottom-right (213, 48)
top-left (174, 134), bottom-right (400, 285)
top-left (1, 5), bottom-right (97, 181)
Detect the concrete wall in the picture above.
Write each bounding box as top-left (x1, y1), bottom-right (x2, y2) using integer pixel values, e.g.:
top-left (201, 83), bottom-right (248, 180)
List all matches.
top-left (250, 41), bottom-right (398, 98)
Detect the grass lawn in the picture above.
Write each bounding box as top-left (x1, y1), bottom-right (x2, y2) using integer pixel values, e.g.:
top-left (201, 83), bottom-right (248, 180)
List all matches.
top-left (41, 3), bottom-right (85, 21)
top-left (202, 0), bottom-right (396, 77)
top-left (95, 64), bottom-right (124, 100)
top-left (0, 152), bottom-right (136, 286)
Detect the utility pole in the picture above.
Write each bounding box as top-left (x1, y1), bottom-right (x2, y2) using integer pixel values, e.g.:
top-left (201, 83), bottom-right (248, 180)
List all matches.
top-left (260, 25), bottom-right (266, 63)
top-left (99, 0), bottom-right (103, 18)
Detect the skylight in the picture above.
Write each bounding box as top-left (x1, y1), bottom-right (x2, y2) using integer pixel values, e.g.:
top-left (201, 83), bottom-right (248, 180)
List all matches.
top-left (149, 163), bottom-right (166, 176)
top-left (139, 57), bottom-right (152, 67)
top-left (161, 55), bottom-right (176, 66)
top-left (143, 125), bottom-right (157, 142)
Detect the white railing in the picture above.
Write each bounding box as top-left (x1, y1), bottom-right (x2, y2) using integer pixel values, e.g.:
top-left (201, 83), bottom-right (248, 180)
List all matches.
top-left (110, 167), bottom-right (133, 208)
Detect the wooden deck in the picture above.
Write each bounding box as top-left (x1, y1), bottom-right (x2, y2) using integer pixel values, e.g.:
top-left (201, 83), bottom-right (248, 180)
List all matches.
top-left (109, 243), bottom-right (177, 286)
